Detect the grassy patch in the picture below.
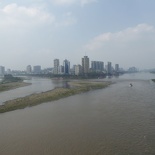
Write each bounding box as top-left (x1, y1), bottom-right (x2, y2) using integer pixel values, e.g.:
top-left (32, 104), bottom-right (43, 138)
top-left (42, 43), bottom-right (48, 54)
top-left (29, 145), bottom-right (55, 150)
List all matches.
top-left (0, 82), bottom-right (31, 92)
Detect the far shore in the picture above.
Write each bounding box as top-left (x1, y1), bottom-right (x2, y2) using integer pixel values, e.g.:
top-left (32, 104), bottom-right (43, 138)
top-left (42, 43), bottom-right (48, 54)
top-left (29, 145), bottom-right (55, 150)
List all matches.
top-left (0, 80), bottom-right (111, 113)
top-left (0, 81), bottom-right (31, 92)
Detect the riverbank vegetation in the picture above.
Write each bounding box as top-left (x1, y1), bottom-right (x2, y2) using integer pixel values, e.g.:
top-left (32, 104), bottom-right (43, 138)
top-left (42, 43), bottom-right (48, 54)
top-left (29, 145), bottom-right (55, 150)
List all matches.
top-left (0, 74), bottom-right (31, 92)
top-left (0, 82), bottom-right (31, 92)
top-left (0, 81), bottom-right (111, 113)
top-left (1, 74), bottom-right (23, 83)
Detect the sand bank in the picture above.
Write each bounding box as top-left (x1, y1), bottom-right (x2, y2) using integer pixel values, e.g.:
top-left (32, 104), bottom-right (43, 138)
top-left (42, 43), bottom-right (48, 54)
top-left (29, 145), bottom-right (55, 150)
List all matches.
top-left (0, 81), bottom-right (111, 113)
top-left (0, 82), bottom-right (31, 92)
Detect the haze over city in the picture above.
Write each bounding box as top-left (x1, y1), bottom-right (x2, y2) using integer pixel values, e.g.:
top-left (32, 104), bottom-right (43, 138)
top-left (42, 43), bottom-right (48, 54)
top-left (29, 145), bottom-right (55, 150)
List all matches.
top-left (0, 0), bottom-right (155, 70)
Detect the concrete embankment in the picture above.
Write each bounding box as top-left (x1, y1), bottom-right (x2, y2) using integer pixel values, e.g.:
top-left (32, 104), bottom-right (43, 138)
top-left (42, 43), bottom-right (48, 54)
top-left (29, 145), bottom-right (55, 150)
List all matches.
top-left (0, 81), bottom-right (111, 113)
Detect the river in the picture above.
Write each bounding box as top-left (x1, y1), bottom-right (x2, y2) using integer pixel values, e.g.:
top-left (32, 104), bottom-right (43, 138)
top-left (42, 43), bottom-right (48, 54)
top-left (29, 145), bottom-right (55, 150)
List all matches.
top-left (0, 77), bottom-right (66, 105)
top-left (0, 72), bottom-right (155, 155)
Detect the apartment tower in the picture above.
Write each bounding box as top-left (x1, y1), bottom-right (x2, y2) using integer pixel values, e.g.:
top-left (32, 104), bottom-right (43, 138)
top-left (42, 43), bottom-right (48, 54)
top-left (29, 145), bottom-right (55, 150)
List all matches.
top-left (54, 59), bottom-right (59, 74)
top-left (82, 56), bottom-right (89, 74)
top-left (63, 59), bottom-right (70, 74)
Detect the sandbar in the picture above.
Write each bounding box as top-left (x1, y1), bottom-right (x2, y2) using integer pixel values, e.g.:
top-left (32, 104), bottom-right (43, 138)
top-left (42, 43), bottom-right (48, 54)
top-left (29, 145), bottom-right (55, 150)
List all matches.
top-left (0, 82), bottom-right (31, 92)
top-left (0, 81), bottom-right (111, 113)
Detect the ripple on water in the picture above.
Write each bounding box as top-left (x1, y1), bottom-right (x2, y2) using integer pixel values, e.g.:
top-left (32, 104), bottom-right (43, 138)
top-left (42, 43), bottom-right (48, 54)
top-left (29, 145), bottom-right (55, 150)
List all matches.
top-left (0, 74), bottom-right (155, 154)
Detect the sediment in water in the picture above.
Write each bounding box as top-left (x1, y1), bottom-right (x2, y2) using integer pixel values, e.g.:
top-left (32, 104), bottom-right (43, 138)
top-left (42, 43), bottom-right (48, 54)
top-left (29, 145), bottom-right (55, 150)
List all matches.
top-left (0, 81), bottom-right (111, 113)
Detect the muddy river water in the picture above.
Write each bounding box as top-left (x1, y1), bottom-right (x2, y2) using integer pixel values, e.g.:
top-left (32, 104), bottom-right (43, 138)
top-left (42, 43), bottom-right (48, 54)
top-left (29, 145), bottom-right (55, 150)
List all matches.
top-left (0, 72), bottom-right (155, 155)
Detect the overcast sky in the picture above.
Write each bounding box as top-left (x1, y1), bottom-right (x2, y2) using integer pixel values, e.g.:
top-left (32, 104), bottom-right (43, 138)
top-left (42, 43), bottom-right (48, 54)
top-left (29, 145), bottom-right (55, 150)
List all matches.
top-left (0, 0), bottom-right (155, 70)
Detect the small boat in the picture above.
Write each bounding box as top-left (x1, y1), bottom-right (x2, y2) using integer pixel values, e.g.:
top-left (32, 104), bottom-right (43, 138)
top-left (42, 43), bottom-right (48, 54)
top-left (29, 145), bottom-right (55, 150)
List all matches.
top-left (129, 83), bottom-right (133, 87)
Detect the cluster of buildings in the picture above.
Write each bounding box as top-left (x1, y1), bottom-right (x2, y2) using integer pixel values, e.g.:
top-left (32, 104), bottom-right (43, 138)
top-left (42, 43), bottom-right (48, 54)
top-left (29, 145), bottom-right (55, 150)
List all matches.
top-left (25, 56), bottom-right (120, 76)
top-left (1, 55), bottom-right (138, 77)
top-left (0, 65), bottom-right (42, 76)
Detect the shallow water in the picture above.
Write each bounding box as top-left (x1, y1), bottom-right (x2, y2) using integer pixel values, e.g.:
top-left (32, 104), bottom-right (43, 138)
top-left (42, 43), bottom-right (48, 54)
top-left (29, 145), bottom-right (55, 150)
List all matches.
top-left (0, 73), bottom-right (155, 155)
top-left (0, 77), bottom-right (65, 104)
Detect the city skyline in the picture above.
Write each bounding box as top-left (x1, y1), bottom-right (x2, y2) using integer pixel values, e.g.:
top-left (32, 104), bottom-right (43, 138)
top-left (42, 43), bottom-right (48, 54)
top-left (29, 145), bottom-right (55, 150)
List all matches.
top-left (1, 55), bottom-right (123, 75)
top-left (1, 56), bottom-right (120, 72)
top-left (0, 0), bottom-right (155, 70)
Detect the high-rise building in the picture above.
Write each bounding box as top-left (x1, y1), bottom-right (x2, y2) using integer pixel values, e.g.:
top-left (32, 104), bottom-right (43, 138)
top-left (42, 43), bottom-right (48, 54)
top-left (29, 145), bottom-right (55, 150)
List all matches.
top-left (75, 65), bottom-right (82, 75)
top-left (115, 64), bottom-right (119, 72)
top-left (107, 62), bottom-right (112, 75)
top-left (0, 66), bottom-right (5, 76)
top-left (91, 61), bottom-right (104, 72)
top-left (54, 59), bottom-right (59, 74)
top-left (26, 65), bottom-right (32, 74)
top-left (63, 59), bottom-right (70, 74)
top-left (33, 65), bottom-right (41, 74)
top-left (70, 65), bottom-right (76, 75)
top-left (82, 56), bottom-right (89, 74)
top-left (58, 65), bottom-right (64, 74)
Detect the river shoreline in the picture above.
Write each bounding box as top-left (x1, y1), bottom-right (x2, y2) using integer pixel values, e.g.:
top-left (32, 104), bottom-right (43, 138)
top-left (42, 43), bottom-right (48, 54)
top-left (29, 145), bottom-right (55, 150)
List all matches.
top-left (0, 81), bottom-right (31, 92)
top-left (0, 81), bottom-right (111, 113)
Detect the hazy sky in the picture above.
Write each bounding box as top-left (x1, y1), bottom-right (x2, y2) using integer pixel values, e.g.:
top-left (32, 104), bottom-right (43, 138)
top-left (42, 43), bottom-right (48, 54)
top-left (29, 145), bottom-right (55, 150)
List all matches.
top-left (0, 0), bottom-right (155, 70)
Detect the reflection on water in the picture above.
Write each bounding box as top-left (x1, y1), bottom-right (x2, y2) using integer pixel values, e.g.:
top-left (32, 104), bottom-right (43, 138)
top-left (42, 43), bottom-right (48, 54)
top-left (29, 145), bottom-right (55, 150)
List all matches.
top-left (118, 72), bottom-right (155, 80)
top-left (0, 73), bottom-right (155, 155)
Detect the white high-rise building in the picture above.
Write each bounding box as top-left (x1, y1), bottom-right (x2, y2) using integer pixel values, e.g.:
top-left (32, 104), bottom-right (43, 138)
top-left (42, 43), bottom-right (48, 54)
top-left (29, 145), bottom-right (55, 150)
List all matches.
top-left (58, 65), bottom-right (64, 74)
top-left (54, 59), bottom-right (59, 74)
top-left (75, 65), bottom-right (82, 75)
top-left (115, 64), bottom-right (119, 72)
top-left (26, 65), bottom-right (32, 74)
